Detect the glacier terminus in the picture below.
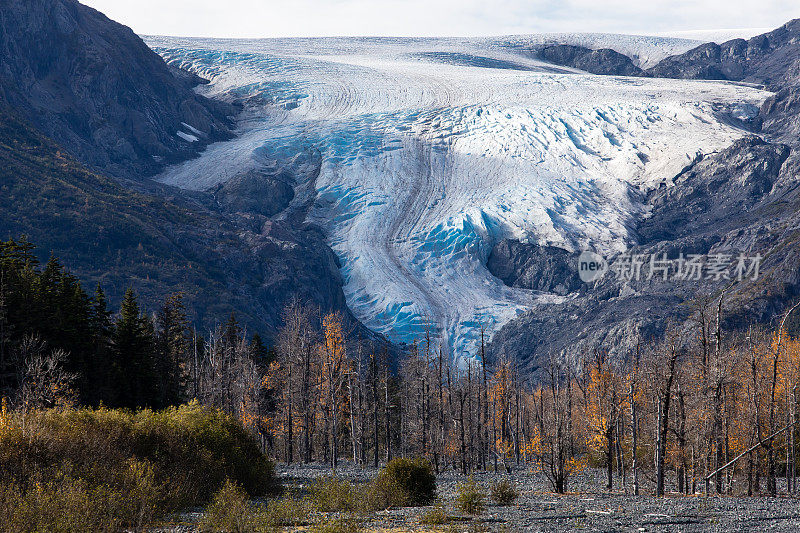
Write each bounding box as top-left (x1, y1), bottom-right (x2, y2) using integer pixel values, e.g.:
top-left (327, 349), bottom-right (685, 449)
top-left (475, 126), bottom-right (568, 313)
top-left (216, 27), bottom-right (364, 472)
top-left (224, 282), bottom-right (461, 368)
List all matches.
top-left (148, 34), bottom-right (770, 362)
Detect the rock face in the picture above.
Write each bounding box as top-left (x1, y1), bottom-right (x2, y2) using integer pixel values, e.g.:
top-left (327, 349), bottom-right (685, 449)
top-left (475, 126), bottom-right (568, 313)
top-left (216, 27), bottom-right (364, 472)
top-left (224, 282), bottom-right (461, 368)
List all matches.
top-left (539, 45), bottom-right (644, 76)
top-left (487, 240), bottom-right (582, 296)
top-left (212, 169), bottom-right (295, 218)
top-left (646, 19), bottom-right (800, 88)
top-left (0, 0), bottom-right (235, 178)
top-left (638, 137), bottom-right (790, 243)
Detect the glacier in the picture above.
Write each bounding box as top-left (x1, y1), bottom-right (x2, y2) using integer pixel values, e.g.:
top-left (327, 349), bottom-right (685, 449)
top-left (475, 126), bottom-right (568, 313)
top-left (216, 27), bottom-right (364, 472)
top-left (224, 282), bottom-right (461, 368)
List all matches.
top-left (146, 34), bottom-right (770, 362)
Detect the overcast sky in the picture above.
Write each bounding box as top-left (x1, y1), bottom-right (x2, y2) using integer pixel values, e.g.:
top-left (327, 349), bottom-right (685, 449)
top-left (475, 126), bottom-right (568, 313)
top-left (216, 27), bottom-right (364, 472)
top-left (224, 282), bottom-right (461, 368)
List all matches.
top-left (81, 0), bottom-right (800, 38)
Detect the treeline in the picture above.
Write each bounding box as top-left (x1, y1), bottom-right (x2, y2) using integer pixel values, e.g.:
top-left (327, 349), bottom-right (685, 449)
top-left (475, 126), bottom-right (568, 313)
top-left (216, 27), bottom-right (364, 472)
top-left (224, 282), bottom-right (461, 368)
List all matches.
top-left (263, 295), bottom-right (800, 498)
top-left (0, 237), bottom-right (272, 413)
top-left (5, 237), bottom-right (800, 497)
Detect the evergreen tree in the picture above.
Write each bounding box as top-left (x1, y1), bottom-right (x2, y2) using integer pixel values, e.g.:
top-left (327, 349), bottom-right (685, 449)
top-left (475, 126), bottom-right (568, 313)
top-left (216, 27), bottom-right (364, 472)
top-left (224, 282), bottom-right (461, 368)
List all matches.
top-left (155, 293), bottom-right (189, 407)
top-left (250, 333), bottom-right (274, 366)
top-left (112, 288), bottom-right (157, 408)
top-left (223, 312), bottom-right (241, 349)
top-left (88, 284), bottom-right (114, 406)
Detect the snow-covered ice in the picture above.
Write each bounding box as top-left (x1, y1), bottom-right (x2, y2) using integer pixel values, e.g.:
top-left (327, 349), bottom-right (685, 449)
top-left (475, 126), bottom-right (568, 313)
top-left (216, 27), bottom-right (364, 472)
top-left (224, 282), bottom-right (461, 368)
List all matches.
top-left (147, 35), bottom-right (770, 361)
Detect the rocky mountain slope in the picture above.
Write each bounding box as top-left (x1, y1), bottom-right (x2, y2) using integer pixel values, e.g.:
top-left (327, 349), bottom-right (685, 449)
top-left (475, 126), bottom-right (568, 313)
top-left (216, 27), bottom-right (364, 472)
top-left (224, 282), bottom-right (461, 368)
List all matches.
top-left (646, 20), bottom-right (800, 87)
top-left (0, 104), bottom-right (353, 337)
top-left (0, 0), bottom-right (374, 343)
top-left (487, 21), bottom-right (800, 373)
top-left (0, 0), bottom-right (234, 179)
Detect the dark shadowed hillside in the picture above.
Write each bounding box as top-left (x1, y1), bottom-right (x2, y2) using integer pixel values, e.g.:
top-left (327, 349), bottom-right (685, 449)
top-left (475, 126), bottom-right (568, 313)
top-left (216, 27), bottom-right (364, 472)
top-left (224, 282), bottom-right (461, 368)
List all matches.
top-left (0, 105), bottom-right (359, 339)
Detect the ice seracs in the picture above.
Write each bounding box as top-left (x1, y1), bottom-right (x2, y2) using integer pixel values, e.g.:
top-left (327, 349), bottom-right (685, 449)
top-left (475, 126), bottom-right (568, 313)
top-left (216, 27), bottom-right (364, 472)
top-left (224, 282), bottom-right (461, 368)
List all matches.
top-left (148, 35), bottom-right (770, 361)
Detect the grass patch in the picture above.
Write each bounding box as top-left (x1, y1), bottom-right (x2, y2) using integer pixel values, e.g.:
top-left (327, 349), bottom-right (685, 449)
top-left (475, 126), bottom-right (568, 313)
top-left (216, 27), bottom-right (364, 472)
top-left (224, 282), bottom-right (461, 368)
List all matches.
top-left (309, 516), bottom-right (362, 533)
top-left (419, 501), bottom-right (449, 525)
top-left (309, 476), bottom-right (358, 513)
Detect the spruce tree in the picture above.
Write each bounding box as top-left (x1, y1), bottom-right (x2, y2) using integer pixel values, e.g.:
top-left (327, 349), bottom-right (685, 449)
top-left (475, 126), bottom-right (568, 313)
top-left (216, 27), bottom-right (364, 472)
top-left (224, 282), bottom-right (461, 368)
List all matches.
top-left (249, 333), bottom-right (274, 366)
top-left (155, 293), bottom-right (189, 407)
top-left (88, 284), bottom-right (114, 405)
top-left (112, 288), bottom-right (156, 408)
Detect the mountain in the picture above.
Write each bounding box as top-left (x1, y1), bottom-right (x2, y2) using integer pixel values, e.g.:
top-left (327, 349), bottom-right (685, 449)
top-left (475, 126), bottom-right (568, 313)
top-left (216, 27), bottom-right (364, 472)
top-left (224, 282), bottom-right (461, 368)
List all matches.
top-left (0, 0), bottom-right (375, 344)
top-left (486, 23), bottom-right (800, 372)
top-left (646, 19), bottom-right (800, 88)
top-left (0, 0), bottom-right (234, 179)
top-left (3, 0), bottom-right (799, 370)
top-left (537, 44), bottom-right (644, 76)
top-left (0, 104), bottom-right (354, 336)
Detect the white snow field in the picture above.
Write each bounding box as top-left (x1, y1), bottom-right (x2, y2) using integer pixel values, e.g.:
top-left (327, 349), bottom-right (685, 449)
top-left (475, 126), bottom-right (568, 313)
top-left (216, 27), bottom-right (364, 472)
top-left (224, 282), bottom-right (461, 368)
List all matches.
top-left (147, 35), bottom-right (770, 361)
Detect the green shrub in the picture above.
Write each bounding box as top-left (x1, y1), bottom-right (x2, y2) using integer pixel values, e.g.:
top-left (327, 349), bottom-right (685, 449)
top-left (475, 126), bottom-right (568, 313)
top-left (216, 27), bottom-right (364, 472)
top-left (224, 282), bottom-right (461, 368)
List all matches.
top-left (490, 479), bottom-right (519, 506)
top-left (455, 478), bottom-right (486, 515)
top-left (264, 496), bottom-right (314, 527)
top-left (309, 476), bottom-right (358, 512)
top-left (0, 403), bottom-right (278, 530)
top-left (199, 480), bottom-right (269, 533)
top-left (0, 478), bottom-right (116, 533)
top-left (376, 457), bottom-right (436, 506)
top-left (363, 470), bottom-right (406, 511)
top-left (419, 501), bottom-right (449, 525)
top-left (131, 402), bottom-right (278, 504)
top-left (309, 516), bottom-right (361, 533)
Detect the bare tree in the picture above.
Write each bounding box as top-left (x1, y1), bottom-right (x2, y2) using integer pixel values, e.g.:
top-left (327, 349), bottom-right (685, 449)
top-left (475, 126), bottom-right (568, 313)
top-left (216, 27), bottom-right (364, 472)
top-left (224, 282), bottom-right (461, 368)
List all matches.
top-left (14, 334), bottom-right (76, 409)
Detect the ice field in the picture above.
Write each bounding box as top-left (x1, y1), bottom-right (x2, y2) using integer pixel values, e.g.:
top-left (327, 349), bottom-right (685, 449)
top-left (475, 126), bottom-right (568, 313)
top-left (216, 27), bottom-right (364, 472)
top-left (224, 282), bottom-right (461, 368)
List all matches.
top-left (148, 34), bottom-right (770, 360)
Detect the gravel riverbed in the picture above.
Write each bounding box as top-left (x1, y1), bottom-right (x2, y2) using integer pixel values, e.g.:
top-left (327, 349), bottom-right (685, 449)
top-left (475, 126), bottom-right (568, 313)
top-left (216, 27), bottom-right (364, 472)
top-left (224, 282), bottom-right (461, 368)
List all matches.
top-left (161, 463), bottom-right (800, 532)
top-left (277, 462), bottom-right (800, 532)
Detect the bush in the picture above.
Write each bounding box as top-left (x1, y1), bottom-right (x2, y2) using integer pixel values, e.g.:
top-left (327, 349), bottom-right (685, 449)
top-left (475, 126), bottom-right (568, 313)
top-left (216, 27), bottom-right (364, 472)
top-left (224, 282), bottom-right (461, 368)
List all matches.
top-left (131, 402), bottom-right (279, 504)
top-left (0, 479), bottom-right (116, 533)
top-left (199, 480), bottom-right (269, 533)
top-left (0, 403), bottom-right (279, 530)
top-left (363, 470), bottom-right (406, 511)
top-left (490, 479), bottom-right (519, 506)
top-left (309, 476), bottom-right (358, 512)
top-left (419, 501), bottom-right (449, 525)
top-left (309, 516), bottom-right (361, 533)
top-left (455, 478), bottom-right (486, 515)
top-left (375, 457), bottom-right (436, 507)
top-left (264, 496), bottom-right (314, 527)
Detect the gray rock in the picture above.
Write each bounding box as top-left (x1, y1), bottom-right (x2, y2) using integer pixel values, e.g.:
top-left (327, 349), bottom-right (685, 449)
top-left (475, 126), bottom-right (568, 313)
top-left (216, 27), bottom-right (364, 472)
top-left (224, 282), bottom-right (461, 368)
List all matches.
top-left (646, 19), bottom-right (800, 89)
top-left (487, 240), bottom-right (581, 296)
top-left (213, 169), bottom-right (295, 218)
top-left (538, 44), bottom-right (644, 76)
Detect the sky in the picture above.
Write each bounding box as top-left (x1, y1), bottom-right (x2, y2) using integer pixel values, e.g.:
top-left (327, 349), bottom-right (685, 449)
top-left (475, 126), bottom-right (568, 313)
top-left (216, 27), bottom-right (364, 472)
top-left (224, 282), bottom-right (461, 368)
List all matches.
top-left (81, 0), bottom-right (800, 38)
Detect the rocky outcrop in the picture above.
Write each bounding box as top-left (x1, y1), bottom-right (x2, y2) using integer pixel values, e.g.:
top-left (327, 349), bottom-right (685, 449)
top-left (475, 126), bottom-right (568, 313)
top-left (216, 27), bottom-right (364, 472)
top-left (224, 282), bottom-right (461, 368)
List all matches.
top-left (0, 0), bottom-right (236, 179)
top-left (487, 240), bottom-right (581, 296)
top-left (646, 19), bottom-right (800, 89)
top-left (638, 137), bottom-right (790, 243)
top-left (212, 169), bottom-right (295, 218)
top-left (539, 45), bottom-right (644, 76)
